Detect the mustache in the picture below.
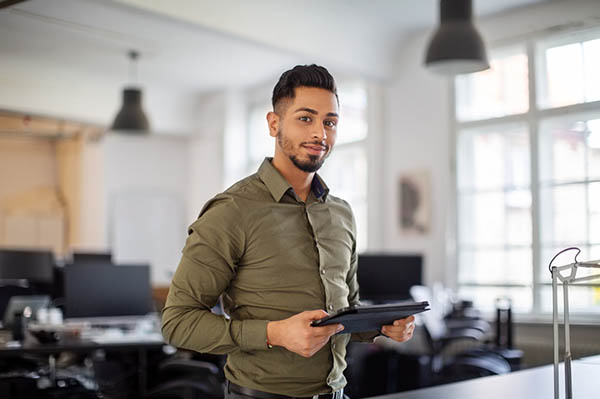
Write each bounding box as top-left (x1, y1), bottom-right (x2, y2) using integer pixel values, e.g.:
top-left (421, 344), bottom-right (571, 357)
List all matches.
top-left (302, 141), bottom-right (329, 151)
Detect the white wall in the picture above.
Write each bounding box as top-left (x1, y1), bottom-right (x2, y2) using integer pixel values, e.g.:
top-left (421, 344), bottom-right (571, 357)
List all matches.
top-left (382, 34), bottom-right (451, 287)
top-left (186, 92), bottom-right (227, 222)
top-left (382, 0), bottom-right (600, 288)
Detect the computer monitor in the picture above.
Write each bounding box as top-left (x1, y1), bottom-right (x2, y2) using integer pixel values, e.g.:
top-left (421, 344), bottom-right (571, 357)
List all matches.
top-left (64, 264), bottom-right (152, 318)
top-left (0, 249), bottom-right (54, 284)
top-left (357, 254), bottom-right (423, 303)
top-left (72, 252), bottom-right (112, 266)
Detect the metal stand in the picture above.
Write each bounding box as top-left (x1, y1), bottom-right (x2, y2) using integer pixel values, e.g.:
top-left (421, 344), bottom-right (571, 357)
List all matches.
top-left (551, 258), bottom-right (600, 399)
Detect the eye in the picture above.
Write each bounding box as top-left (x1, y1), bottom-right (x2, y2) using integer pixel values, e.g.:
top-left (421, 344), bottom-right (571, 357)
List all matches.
top-left (299, 116), bottom-right (311, 122)
top-left (324, 120), bottom-right (337, 128)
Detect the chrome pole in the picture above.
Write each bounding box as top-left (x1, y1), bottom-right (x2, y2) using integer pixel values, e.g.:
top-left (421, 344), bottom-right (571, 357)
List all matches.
top-left (563, 282), bottom-right (572, 399)
top-left (552, 267), bottom-right (559, 399)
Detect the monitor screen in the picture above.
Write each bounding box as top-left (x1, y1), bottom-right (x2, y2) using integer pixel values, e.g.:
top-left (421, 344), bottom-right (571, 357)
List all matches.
top-left (64, 264), bottom-right (151, 318)
top-left (357, 254), bottom-right (423, 303)
top-left (0, 249), bottom-right (54, 284)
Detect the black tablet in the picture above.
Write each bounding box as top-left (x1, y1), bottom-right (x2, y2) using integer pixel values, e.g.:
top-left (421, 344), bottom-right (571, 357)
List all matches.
top-left (310, 301), bottom-right (430, 334)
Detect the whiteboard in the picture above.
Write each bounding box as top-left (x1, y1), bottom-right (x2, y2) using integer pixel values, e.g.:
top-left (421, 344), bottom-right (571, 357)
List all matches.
top-left (111, 191), bottom-right (185, 286)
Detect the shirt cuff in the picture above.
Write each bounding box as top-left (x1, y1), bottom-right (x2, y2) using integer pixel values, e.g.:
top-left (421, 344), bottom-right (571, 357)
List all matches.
top-left (241, 319), bottom-right (270, 351)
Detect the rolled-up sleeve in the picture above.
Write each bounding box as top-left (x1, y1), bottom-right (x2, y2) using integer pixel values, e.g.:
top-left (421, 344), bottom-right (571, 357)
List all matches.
top-left (161, 196), bottom-right (270, 353)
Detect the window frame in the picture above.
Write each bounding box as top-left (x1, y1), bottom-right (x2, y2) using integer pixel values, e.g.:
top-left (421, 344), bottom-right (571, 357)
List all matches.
top-left (451, 26), bottom-right (600, 322)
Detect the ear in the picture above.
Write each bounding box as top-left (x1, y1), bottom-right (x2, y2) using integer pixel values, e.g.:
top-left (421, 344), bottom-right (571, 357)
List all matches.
top-left (266, 111), bottom-right (279, 138)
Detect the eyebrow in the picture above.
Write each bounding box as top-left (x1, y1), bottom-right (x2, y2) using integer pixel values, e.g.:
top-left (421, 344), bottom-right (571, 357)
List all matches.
top-left (294, 107), bottom-right (339, 118)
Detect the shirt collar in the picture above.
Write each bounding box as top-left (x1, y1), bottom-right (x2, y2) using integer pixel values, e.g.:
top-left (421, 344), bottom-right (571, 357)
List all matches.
top-left (311, 173), bottom-right (329, 201)
top-left (257, 158), bottom-right (330, 202)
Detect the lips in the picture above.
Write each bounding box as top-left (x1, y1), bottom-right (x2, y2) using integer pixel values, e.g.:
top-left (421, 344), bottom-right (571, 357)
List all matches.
top-left (302, 144), bottom-right (327, 155)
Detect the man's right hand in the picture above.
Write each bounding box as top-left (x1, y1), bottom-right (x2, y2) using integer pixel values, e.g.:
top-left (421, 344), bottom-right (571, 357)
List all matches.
top-left (266, 310), bottom-right (344, 358)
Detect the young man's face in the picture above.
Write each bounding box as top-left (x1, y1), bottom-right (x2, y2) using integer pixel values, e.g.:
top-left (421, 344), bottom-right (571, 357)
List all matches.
top-left (269, 86), bottom-right (339, 173)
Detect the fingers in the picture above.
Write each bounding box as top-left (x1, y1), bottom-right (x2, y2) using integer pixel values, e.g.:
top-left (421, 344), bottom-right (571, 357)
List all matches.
top-left (304, 309), bottom-right (330, 320)
top-left (303, 309), bottom-right (344, 337)
top-left (387, 315), bottom-right (415, 328)
top-left (313, 323), bottom-right (344, 337)
top-left (297, 325), bottom-right (340, 358)
top-left (381, 316), bottom-right (416, 342)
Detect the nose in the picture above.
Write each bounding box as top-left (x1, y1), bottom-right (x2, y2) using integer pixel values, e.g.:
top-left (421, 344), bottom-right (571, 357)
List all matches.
top-left (311, 124), bottom-right (327, 142)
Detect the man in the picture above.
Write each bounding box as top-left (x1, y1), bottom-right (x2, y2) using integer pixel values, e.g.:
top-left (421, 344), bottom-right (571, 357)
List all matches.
top-left (162, 64), bottom-right (415, 399)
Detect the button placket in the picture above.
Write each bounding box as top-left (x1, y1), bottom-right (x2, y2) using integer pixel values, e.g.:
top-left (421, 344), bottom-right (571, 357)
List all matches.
top-left (308, 204), bottom-right (332, 316)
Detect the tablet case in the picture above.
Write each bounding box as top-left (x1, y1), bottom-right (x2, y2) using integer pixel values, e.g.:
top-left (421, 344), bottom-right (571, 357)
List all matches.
top-left (311, 301), bottom-right (430, 334)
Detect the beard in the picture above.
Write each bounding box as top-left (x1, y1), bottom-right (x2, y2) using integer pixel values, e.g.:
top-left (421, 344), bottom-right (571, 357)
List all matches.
top-left (277, 129), bottom-right (330, 173)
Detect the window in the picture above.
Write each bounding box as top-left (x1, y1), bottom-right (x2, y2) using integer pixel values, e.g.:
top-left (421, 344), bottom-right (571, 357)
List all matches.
top-left (319, 82), bottom-right (369, 252)
top-left (455, 29), bottom-right (600, 316)
top-left (244, 81), bottom-right (369, 252)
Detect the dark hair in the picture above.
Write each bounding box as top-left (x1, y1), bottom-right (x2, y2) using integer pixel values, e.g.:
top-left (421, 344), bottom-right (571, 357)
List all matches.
top-left (271, 64), bottom-right (338, 111)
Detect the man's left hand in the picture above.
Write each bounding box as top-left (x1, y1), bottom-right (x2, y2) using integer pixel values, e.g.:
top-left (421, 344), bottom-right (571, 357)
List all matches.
top-left (380, 315), bottom-right (415, 343)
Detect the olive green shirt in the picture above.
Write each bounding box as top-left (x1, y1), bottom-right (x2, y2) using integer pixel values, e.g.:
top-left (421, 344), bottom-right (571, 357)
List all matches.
top-left (162, 158), bottom-right (377, 397)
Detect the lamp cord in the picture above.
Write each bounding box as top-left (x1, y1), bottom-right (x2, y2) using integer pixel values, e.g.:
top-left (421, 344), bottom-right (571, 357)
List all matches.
top-left (548, 247), bottom-right (580, 274)
top-left (128, 50), bottom-right (139, 85)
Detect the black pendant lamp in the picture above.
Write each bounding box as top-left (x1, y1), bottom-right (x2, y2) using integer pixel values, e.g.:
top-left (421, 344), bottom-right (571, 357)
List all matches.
top-left (425, 0), bottom-right (489, 75)
top-left (111, 50), bottom-right (150, 132)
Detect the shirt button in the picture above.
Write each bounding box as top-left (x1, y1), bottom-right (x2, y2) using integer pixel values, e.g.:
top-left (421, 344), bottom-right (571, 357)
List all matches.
top-left (328, 305), bottom-right (334, 310)
top-left (321, 269), bottom-right (326, 275)
top-left (332, 343), bottom-right (336, 349)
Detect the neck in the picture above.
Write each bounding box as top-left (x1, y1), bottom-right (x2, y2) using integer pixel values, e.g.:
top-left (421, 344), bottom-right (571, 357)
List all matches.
top-left (271, 154), bottom-right (314, 202)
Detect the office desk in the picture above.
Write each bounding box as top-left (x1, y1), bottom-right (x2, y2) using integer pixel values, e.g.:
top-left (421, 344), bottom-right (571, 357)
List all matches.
top-left (0, 331), bottom-right (167, 396)
top-left (370, 356), bottom-right (600, 399)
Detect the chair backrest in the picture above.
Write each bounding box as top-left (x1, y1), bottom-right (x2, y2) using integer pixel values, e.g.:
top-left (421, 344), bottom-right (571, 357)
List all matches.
top-left (410, 285), bottom-right (448, 343)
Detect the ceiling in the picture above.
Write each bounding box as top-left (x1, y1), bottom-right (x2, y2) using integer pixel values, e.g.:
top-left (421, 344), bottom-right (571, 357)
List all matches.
top-left (0, 0), bottom-right (551, 93)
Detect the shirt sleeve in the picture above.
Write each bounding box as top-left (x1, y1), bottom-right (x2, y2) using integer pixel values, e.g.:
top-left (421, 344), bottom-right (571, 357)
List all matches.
top-left (345, 209), bottom-right (380, 343)
top-left (161, 195), bottom-right (270, 354)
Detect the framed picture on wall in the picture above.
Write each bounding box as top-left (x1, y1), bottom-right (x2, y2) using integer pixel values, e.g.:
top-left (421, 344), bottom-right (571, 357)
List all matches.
top-left (398, 170), bottom-right (430, 235)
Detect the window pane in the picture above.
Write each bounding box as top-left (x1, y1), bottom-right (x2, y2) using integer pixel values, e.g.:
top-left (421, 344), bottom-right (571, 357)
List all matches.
top-left (459, 192), bottom-right (503, 246)
top-left (590, 183), bottom-right (600, 243)
top-left (588, 119), bottom-right (600, 180)
top-left (507, 190), bottom-right (533, 245)
top-left (583, 39), bottom-right (600, 102)
top-left (540, 184), bottom-right (587, 246)
top-left (544, 43), bottom-right (584, 108)
top-left (319, 145), bottom-right (367, 200)
top-left (540, 285), bottom-right (600, 314)
top-left (459, 249), bottom-right (532, 285)
top-left (248, 102), bottom-right (273, 165)
top-left (337, 83), bottom-right (368, 145)
top-left (319, 144), bottom-right (367, 251)
top-left (539, 117), bottom-right (587, 183)
top-left (538, 33), bottom-right (600, 109)
top-left (459, 190), bottom-right (531, 247)
top-left (458, 124), bottom-right (530, 191)
top-left (458, 286), bottom-right (532, 313)
top-left (455, 47), bottom-right (528, 122)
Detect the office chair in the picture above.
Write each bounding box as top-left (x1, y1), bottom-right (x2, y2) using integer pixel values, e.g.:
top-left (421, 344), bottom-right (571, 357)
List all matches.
top-left (145, 352), bottom-right (224, 399)
top-left (409, 285), bottom-right (511, 385)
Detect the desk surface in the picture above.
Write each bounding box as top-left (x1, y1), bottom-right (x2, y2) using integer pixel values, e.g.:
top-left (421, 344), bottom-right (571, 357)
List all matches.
top-left (0, 338), bottom-right (165, 356)
top-left (0, 328), bottom-right (165, 356)
top-left (370, 357), bottom-right (600, 399)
